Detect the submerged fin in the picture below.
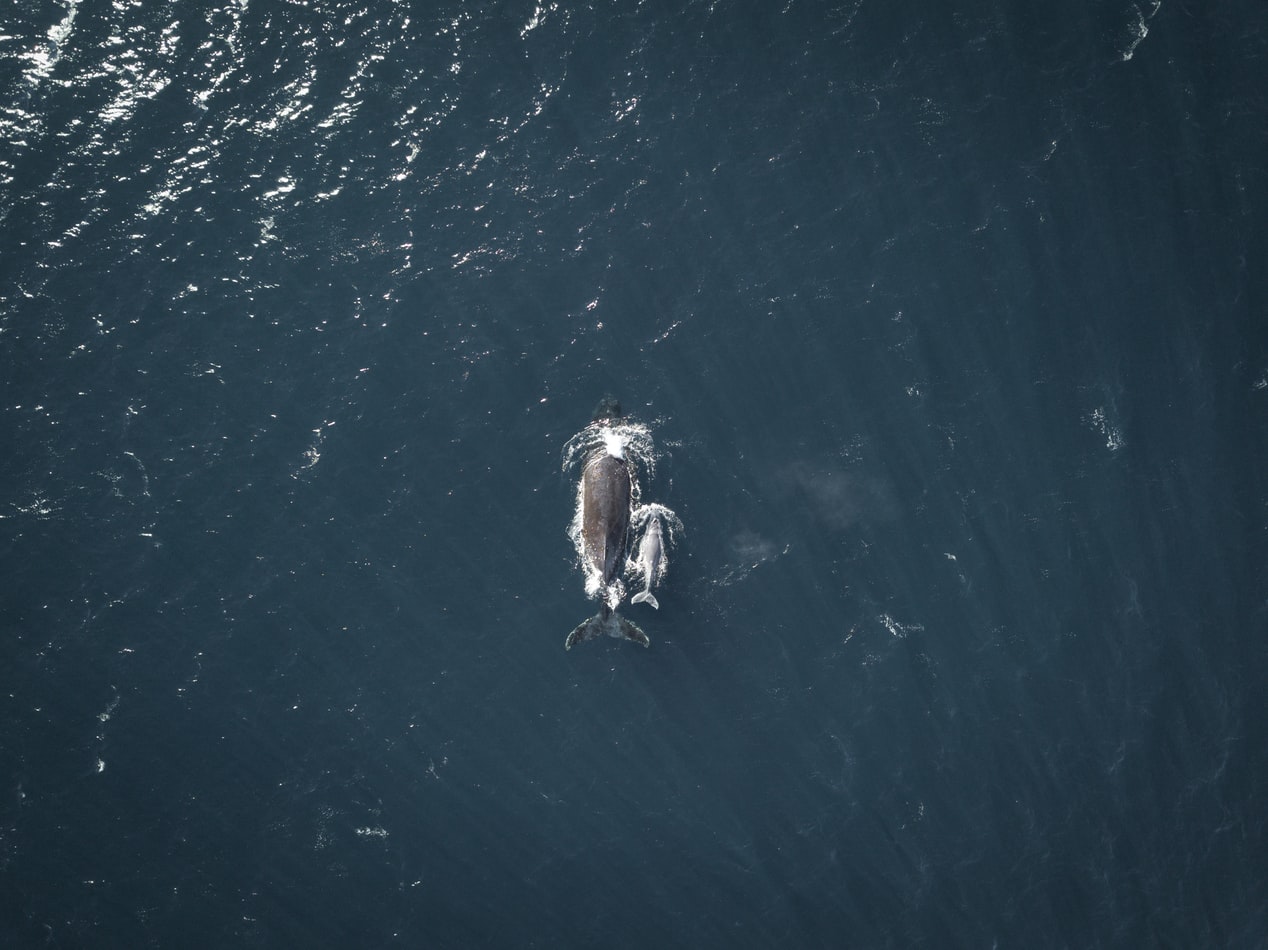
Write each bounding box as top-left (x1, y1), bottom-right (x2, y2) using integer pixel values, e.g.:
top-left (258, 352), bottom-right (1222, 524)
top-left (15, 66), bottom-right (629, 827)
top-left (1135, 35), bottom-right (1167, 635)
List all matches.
top-left (631, 591), bottom-right (659, 610)
top-left (564, 612), bottom-right (651, 650)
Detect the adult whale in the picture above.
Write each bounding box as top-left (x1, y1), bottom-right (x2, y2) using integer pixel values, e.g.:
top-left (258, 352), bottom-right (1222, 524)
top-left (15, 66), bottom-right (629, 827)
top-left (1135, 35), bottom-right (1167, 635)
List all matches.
top-left (565, 397), bottom-right (649, 650)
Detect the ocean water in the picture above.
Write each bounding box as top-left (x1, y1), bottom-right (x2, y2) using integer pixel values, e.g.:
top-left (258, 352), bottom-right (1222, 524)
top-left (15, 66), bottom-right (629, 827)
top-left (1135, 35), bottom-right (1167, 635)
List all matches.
top-left (2, 1), bottom-right (1265, 946)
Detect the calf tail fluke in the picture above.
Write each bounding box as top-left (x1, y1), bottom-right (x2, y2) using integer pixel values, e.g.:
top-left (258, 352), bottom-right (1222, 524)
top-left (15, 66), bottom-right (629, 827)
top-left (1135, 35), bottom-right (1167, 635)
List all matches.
top-left (631, 591), bottom-right (659, 610)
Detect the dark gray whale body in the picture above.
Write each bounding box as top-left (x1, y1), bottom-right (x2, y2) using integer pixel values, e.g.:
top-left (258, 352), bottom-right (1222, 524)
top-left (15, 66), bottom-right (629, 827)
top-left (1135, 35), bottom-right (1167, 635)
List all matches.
top-left (581, 452), bottom-right (631, 591)
top-left (565, 398), bottom-right (649, 651)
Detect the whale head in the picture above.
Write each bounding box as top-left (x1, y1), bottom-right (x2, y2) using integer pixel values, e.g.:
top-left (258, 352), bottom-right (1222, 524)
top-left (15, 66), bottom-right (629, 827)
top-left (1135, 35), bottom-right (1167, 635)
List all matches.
top-left (591, 395), bottom-right (623, 424)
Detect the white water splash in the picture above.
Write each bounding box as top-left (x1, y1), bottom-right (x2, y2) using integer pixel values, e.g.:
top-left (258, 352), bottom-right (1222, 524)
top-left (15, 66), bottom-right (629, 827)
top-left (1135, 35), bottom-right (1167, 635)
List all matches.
top-left (1087, 406), bottom-right (1124, 452)
top-left (1121, 1), bottom-right (1161, 62)
top-left (561, 420), bottom-right (657, 481)
top-left (21, 0), bottom-right (78, 89)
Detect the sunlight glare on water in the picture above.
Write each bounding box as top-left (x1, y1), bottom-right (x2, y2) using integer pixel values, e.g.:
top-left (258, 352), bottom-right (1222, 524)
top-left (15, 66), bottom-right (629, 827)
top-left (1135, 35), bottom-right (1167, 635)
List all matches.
top-left (0, 0), bottom-right (1263, 946)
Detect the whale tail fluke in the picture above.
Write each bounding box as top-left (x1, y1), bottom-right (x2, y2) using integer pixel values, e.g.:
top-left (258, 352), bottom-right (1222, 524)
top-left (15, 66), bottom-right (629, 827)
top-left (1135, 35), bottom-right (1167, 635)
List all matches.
top-left (565, 612), bottom-right (650, 650)
top-left (565, 616), bottom-right (603, 650)
top-left (631, 590), bottom-right (659, 610)
top-left (618, 616), bottom-right (650, 647)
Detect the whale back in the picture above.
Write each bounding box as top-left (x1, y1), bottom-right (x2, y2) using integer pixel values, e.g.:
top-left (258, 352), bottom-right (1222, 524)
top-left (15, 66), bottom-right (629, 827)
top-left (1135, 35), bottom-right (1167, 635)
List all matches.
top-left (639, 513), bottom-right (663, 577)
top-left (581, 451), bottom-right (632, 586)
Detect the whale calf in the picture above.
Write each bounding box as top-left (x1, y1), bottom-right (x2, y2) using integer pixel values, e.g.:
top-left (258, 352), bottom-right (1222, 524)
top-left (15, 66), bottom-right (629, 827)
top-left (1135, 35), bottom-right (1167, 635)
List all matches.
top-left (630, 508), bottom-right (664, 609)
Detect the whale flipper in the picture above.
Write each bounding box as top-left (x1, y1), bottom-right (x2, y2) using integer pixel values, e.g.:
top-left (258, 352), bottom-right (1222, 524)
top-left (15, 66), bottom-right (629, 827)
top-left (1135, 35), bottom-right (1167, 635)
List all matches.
top-left (631, 591), bottom-right (659, 610)
top-left (565, 612), bottom-right (650, 650)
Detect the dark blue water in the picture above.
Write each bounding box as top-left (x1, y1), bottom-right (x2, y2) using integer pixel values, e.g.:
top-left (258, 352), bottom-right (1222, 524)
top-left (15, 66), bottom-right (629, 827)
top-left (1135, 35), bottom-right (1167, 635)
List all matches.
top-left (3, 1), bottom-right (1265, 946)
